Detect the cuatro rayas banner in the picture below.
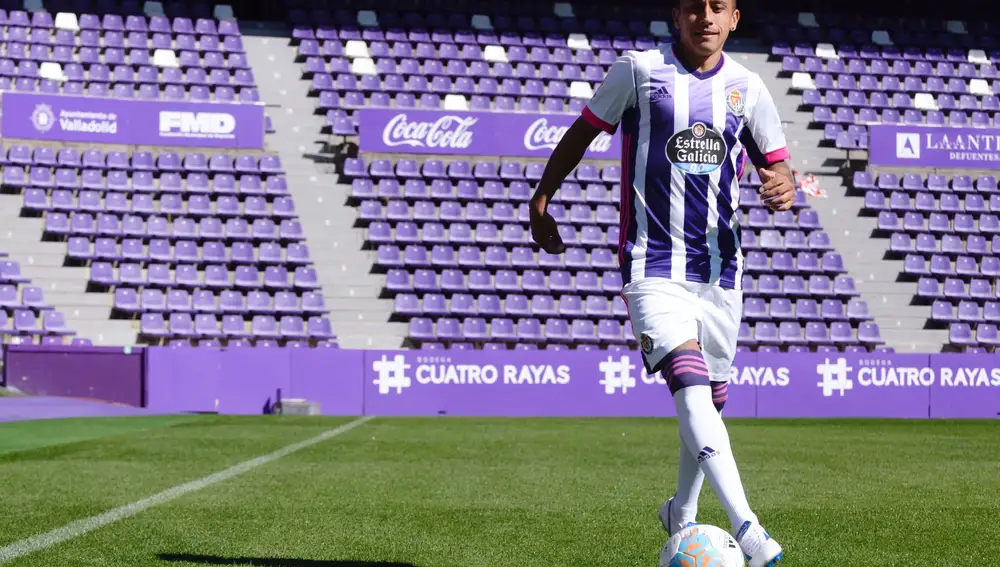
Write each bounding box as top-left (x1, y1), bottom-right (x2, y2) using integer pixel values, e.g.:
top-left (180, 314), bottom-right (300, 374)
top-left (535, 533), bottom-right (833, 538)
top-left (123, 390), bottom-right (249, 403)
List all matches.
top-left (358, 108), bottom-right (621, 159)
top-left (362, 350), bottom-right (1000, 418)
top-left (0, 92), bottom-right (265, 149)
top-left (3, 346), bottom-right (999, 418)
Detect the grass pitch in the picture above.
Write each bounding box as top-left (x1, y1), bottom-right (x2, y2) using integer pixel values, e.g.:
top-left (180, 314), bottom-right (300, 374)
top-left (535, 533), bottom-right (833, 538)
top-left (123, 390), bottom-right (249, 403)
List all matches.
top-left (0, 415), bottom-right (998, 567)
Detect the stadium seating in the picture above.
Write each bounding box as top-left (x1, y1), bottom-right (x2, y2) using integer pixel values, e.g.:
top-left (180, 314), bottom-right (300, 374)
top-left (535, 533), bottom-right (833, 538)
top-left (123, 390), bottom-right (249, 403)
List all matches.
top-left (0, 252), bottom-right (77, 343)
top-left (345, 155), bottom-right (882, 351)
top-left (0, 6), bottom-right (259, 103)
top-left (284, 5), bottom-right (888, 351)
top-left (767, 14), bottom-right (999, 146)
top-left (11, 144), bottom-right (335, 347)
top-left (855, 170), bottom-right (1000, 350)
top-left (292, 9), bottom-right (670, 134)
top-left (749, 11), bottom-right (1000, 351)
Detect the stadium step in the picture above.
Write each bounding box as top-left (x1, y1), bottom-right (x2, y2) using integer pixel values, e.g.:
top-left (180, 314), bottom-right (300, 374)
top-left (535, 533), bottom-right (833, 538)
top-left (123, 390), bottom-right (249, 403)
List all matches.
top-left (742, 48), bottom-right (949, 352)
top-left (242, 34), bottom-right (405, 349)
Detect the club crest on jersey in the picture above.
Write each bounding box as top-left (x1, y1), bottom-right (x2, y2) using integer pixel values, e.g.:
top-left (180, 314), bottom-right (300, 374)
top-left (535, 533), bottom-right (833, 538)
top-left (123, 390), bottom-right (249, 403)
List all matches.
top-left (665, 121), bottom-right (726, 175)
top-left (640, 333), bottom-right (653, 354)
top-left (726, 88), bottom-right (745, 116)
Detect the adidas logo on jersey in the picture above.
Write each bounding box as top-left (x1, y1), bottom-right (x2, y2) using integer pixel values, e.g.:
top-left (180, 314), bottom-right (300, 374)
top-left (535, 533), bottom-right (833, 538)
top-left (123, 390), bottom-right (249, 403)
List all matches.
top-left (649, 86), bottom-right (671, 103)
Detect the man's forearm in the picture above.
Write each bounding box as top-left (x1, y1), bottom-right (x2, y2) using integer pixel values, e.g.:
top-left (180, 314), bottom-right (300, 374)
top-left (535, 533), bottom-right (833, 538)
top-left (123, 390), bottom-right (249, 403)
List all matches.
top-left (531, 118), bottom-right (604, 208)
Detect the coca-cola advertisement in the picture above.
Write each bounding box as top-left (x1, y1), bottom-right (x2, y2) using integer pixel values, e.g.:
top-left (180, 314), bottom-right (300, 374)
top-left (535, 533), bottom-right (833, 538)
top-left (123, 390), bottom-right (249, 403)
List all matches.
top-left (358, 109), bottom-right (621, 159)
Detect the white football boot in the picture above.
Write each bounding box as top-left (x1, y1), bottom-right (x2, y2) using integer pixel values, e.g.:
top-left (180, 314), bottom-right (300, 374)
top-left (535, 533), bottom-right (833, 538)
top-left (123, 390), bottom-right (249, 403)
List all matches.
top-left (658, 496), bottom-right (698, 537)
top-left (735, 520), bottom-right (784, 567)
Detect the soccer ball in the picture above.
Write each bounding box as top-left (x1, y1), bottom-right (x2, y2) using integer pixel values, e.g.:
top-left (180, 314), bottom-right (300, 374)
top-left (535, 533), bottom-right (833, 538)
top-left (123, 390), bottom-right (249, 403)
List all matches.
top-left (659, 524), bottom-right (745, 567)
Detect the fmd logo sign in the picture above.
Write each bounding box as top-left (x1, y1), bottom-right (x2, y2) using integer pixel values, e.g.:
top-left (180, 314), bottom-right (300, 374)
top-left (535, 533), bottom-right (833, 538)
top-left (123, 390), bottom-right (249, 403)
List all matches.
top-left (159, 111), bottom-right (237, 138)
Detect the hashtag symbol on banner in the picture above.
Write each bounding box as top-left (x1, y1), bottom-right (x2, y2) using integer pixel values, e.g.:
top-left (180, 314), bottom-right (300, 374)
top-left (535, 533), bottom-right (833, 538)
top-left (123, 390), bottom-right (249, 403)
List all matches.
top-left (598, 356), bottom-right (637, 395)
top-left (372, 354), bottom-right (412, 395)
top-left (816, 357), bottom-right (853, 397)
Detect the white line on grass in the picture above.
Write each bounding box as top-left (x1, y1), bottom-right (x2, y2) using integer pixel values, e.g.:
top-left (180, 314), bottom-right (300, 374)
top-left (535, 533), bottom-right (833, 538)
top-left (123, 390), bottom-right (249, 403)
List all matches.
top-left (0, 415), bottom-right (375, 564)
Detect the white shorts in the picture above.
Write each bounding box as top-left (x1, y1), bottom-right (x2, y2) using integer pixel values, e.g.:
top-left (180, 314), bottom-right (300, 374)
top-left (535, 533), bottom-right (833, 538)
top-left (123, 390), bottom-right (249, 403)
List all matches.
top-left (622, 277), bottom-right (742, 382)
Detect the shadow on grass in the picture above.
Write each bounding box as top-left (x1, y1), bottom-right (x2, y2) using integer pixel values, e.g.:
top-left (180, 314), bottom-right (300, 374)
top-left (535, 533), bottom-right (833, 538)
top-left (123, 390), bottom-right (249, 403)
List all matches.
top-left (158, 554), bottom-right (418, 567)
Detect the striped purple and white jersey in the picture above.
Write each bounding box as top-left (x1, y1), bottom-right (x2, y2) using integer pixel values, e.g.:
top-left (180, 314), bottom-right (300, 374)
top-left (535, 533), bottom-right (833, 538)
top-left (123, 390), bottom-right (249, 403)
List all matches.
top-left (581, 44), bottom-right (790, 291)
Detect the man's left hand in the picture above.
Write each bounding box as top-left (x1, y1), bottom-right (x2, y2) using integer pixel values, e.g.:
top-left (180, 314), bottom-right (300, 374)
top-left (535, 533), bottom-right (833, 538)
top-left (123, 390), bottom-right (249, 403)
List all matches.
top-left (758, 167), bottom-right (795, 212)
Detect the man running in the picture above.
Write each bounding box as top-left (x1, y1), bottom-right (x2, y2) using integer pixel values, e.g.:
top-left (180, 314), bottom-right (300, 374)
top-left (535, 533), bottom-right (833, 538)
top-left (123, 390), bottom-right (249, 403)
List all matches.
top-left (529, 1), bottom-right (792, 565)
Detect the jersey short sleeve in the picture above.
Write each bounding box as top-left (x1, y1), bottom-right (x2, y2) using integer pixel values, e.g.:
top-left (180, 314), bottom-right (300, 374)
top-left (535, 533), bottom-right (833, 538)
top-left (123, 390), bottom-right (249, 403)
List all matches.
top-left (581, 54), bottom-right (637, 135)
top-left (742, 75), bottom-right (790, 167)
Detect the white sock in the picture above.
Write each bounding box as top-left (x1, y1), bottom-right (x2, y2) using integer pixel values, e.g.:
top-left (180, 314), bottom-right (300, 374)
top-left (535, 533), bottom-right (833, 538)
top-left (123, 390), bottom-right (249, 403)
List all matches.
top-left (675, 385), bottom-right (758, 534)
top-left (674, 435), bottom-right (704, 526)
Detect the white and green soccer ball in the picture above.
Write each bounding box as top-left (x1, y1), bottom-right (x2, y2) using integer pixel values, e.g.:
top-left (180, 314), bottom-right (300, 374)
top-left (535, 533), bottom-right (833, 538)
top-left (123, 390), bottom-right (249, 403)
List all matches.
top-left (659, 524), bottom-right (746, 567)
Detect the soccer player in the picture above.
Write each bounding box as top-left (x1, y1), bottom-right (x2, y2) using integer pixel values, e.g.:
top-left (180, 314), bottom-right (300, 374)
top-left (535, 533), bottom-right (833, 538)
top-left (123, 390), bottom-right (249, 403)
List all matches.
top-left (528, 1), bottom-right (791, 566)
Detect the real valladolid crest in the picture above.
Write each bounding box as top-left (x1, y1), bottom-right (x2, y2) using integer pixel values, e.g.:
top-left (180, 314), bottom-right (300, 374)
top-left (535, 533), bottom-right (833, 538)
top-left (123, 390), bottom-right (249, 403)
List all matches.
top-left (380, 112), bottom-right (613, 153)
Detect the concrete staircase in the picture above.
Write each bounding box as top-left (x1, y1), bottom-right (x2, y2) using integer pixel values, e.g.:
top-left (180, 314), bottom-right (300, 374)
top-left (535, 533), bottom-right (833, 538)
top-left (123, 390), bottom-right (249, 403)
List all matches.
top-left (733, 41), bottom-right (946, 352)
top-left (0, 192), bottom-right (136, 345)
top-left (241, 26), bottom-right (406, 349)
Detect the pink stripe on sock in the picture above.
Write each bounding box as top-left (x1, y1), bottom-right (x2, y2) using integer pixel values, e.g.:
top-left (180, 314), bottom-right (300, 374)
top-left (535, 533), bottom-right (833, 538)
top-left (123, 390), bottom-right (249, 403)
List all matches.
top-left (670, 364), bottom-right (708, 376)
top-left (670, 356), bottom-right (705, 366)
top-left (672, 354), bottom-right (704, 362)
top-left (671, 358), bottom-right (706, 366)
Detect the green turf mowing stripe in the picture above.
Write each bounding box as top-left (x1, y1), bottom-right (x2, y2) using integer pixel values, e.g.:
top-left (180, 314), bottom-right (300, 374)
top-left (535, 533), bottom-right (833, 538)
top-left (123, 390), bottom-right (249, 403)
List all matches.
top-left (0, 415), bottom-right (208, 457)
top-left (0, 415), bottom-right (374, 565)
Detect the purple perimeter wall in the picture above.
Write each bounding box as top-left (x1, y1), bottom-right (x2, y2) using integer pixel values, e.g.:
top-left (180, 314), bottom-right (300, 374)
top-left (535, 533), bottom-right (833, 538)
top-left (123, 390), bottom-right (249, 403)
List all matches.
top-left (3, 346), bottom-right (999, 418)
top-left (4, 345), bottom-right (144, 406)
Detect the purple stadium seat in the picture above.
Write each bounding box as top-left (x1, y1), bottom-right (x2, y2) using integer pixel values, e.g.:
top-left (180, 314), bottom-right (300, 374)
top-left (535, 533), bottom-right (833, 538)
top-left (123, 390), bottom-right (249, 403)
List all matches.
top-left (114, 288), bottom-right (140, 313)
top-left (217, 315), bottom-right (247, 338)
top-left (571, 319), bottom-right (599, 343)
top-left (215, 290), bottom-right (242, 314)
top-left (250, 315), bottom-right (279, 339)
top-left (167, 313), bottom-right (196, 338)
top-left (305, 317), bottom-right (334, 339)
top-left (545, 319), bottom-right (571, 343)
top-left (138, 289), bottom-right (166, 312)
top-left (279, 316), bottom-right (307, 339)
top-left (932, 300), bottom-right (957, 324)
top-left (141, 313), bottom-right (168, 339)
top-left (958, 300), bottom-right (983, 323)
top-left (754, 322), bottom-right (779, 344)
top-left (192, 314), bottom-right (220, 338)
top-left (243, 291), bottom-right (269, 314)
top-left (516, 319), bottom-right (543, 342)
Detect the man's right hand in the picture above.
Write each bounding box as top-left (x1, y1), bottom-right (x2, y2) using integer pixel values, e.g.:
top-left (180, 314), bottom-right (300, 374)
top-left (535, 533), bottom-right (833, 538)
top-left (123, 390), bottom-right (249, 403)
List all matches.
top-left (529, 194), bottom-right (566, 255)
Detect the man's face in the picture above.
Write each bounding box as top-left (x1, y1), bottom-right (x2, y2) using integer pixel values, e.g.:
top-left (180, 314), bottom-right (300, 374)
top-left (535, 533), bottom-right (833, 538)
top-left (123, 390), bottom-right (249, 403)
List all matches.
top-left (674, 0), bottom-right (740, 58)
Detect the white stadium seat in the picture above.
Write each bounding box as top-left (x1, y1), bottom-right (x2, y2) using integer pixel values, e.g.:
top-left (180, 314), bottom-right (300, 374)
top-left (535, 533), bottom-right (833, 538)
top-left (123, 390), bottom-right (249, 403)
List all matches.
top-left (54, 12), bottom-right (79, 31)
top-left (815, 43), bottom-right (838, 59)
top-left (344, 40), bottom-right (370, 59)
top-left (570, 81), bottom-right (594, 99)
top-left (152, 49), bottom-right (179, 68)
top-left (483, 45), bottom-right (508, 63)
top-left (914, 93), bottom-right (938, 111)
top-left (791, 72), bottom-right (816, 91)
top-left (444, 94), bottom-right (469, 110)
top-left (567, 33), bottom-right (592, 51)
top-left (351, 58), bottom-right (377, 76)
